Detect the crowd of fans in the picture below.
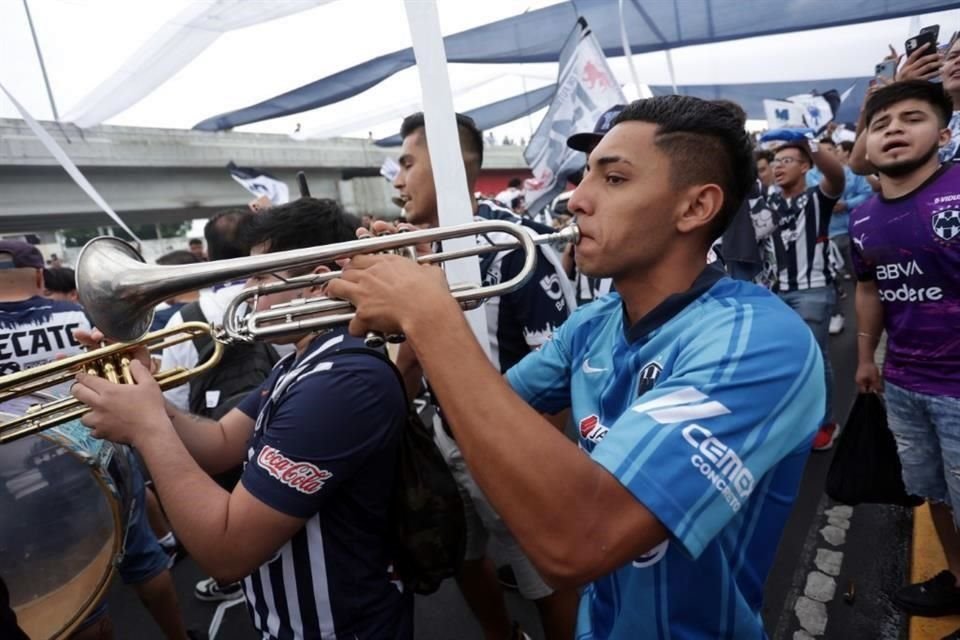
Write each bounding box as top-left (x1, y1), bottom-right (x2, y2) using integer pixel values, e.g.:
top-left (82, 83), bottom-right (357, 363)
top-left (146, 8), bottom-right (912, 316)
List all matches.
top-left (0, 27), bottom-right (959, 640)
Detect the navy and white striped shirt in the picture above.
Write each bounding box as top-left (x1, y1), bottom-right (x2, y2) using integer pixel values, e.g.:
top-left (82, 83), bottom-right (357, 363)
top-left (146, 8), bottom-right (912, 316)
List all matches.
top-left (236, 329), bottom-right (411, 640)
top-left (762, 185), bottom-right (839, 292)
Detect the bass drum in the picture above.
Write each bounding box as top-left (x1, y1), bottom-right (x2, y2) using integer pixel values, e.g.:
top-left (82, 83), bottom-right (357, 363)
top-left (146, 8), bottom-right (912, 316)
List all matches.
top-left (0, 393), bottom-right (124, 640)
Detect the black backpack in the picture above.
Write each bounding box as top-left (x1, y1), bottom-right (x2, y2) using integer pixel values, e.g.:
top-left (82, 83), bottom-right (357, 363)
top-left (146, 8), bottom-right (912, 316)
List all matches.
top-left (180, 302), bottom-right (281, 419)
top-left (337, 347), bottom-right (466, 595)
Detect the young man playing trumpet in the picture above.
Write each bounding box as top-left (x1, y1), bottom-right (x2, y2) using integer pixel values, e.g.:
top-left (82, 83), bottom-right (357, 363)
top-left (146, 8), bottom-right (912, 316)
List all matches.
top-left (72, 199), bottom-right (413, 640)
top-left (327, 96), bottom-right (825, 638)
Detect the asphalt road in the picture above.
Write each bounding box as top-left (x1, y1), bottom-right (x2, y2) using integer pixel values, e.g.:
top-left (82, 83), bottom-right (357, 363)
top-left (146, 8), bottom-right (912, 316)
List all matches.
top-left (105, 279), bottom-right (912, 639)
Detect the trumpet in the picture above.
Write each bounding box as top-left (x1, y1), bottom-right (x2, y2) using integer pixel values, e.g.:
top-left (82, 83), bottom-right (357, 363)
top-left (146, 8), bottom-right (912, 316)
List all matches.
top-left (77, 219), bottom-right (579, 344)
top-left (0, 220), bottom-right (577, 443)
top-left (0, 322), bottom-right (222, 444)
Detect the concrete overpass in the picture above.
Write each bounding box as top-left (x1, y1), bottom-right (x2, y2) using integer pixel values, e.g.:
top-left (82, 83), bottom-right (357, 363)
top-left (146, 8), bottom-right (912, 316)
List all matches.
top-left (0, 118), bottom-right (529, 234)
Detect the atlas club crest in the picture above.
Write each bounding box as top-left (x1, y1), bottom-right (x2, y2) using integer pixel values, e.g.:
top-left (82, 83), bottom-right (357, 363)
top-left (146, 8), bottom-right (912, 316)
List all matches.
top-left (637, 362), bottom-right (662, 397)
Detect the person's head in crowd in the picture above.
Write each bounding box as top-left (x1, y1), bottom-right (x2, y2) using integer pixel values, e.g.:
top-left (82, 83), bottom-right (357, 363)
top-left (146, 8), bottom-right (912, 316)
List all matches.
top-left (837, 140), bottom-right (854, 164)
top-left (204, 208), bottom-right (249, 262)
top-left (507, 177), bottom-right (523, 190)
top-left (238, 198), bottom-right (358, 345)
top-left (566, 95), bottom-right (754, 279)
top-left (47, 254), bottom-right (63, 269)
top-left (818, 138), bottom-right (837, 156)
top-left (0, 240), bottom-right (46, 302)
top-left (155, 250), bottom-right (203, 304)
top-left (156, 250), bottom-right (204, 266)
top-left (510, 195), bottom-right (526, 215)
top-left (360, 214), bottom-right (374, 230)
top-left (771, 142), bottom-right (813, 191)
top-left (395, 112), bottom-right (484, 226)
top-left (188, 238), bottom-right (205, 260)
top-left (941, 36), bottom-right (960, 100)
top-left (42, 267), bottom-right (78, 302)
top-left (754, 149), bottom-right (775, 188)
top-left (863, 80), bottom-right (953, 178)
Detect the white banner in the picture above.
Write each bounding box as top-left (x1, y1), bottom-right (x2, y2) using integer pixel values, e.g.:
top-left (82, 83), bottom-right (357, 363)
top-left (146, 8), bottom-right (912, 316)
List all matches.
top-left (523, 18), bottom-right (626, 214)
top-left (0, 81), bottom-right (142, 243)
top-left (763, 99), bottom-right (806, 128)
top-left (63, 0), bottom-right (335, 127)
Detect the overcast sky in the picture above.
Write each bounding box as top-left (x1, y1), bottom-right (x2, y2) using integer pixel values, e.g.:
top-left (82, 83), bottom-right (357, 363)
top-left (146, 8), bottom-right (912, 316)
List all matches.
top-left (1, 1), bottom-right (958, 142)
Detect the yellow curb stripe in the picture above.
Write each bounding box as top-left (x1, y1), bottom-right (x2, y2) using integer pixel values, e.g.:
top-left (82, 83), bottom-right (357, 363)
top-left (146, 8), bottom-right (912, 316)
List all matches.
top-left (910, 503), bottom-right (960, 639)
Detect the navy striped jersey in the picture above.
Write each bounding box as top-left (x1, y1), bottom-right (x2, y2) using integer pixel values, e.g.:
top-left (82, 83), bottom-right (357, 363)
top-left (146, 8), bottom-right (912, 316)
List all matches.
top-left (236, 329), bottom-right (412, 639)
top-left (0, 296), bottom-right (90, 396)
top-left (506, 267), bottom-right (824, 639)
top-left (475, 198), bottom-right (576, 372)
top-left (762, 185), bottom-right (839, 292)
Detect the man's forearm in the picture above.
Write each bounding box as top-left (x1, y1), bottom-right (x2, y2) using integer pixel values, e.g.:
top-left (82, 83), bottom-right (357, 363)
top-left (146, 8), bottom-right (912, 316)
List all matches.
top-left (136, 426), bottom-right (234, 576)
top-left (855, 282), bottom-right (884, 365)
top-left (812, 145), bottom-right (846, 196)
top-left (403, 299), bottom-right (651, 582)
top-left (163, 401), bottom-right (239, 474)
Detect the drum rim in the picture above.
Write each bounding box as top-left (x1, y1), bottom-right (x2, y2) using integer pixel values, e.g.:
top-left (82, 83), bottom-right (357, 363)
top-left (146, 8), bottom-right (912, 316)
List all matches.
top-left (0, 416), bottom-right (123, 640)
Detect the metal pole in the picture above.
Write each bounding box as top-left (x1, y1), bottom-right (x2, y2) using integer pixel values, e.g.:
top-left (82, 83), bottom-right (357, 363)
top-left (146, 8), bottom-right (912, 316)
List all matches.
top-left (21, 0), bottom-right (60, 121)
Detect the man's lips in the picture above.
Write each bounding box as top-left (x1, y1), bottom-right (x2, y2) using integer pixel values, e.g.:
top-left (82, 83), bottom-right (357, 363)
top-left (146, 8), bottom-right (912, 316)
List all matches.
top-left (881, 140), bottom-right (910, 153)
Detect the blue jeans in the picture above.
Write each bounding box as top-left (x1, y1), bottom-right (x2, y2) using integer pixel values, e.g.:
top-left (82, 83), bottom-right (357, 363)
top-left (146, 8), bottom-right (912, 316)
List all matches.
top-left (886, 382), bottom-right (960, 513)
top-left (779, 286), bottom-right (836, 424)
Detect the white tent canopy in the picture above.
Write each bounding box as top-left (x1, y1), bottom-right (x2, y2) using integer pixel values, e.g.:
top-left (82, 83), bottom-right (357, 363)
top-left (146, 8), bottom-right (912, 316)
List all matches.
top-left (1, 1), bottom-right (959, 142)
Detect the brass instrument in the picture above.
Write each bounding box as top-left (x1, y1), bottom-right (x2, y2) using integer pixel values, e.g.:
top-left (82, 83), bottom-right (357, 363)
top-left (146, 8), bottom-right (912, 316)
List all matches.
top-left (0, 219), bottom-right (578, 443)
top-left (0, 323), bottom-right (222, 444)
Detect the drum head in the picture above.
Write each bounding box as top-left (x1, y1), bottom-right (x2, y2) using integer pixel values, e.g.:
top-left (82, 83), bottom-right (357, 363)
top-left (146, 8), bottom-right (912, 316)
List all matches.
top-left (0, 394), bottom-right (120, 639)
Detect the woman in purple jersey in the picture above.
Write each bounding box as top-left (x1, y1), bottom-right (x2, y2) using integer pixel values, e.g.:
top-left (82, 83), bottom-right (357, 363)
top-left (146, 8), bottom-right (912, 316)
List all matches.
top-left (852, 81), bottom-right (960, 634)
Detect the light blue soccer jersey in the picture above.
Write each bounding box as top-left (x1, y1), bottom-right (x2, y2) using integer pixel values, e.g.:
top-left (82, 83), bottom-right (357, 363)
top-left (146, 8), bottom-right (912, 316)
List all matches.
top-left (506, 267), bottom-right (824, 639)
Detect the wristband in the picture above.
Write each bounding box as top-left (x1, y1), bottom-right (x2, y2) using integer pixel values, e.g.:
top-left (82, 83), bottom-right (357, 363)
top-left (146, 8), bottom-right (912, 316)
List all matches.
top-left (857, 332), bottom-right (880, 340)
top-left (807, 137), bottom-right (820, 154)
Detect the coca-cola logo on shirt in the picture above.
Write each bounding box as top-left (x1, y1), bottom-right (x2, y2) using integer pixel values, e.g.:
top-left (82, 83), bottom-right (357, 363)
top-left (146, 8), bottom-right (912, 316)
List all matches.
top-left (257, 446), bottom-right (332, 495)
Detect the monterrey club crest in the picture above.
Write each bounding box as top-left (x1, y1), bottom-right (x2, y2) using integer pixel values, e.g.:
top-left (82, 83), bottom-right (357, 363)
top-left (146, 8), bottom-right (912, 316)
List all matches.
top-left (933, 209), bottom-right (960, 241)
top-left (637, 362), bottom-right (663, 397)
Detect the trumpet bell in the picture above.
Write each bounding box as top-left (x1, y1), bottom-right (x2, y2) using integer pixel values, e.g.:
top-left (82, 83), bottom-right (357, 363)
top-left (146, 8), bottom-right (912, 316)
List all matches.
top-left (76, 237), bottom-right (155, 342)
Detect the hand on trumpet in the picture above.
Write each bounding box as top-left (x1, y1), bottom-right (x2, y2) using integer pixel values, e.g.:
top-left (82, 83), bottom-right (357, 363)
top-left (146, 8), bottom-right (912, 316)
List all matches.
top-left (72, 328), bottom-right (156, 373)
top-left (326, 253), bottom-right (456, 339)
top-left (356, 220), bottom-right (433, 258)
top-left (70, 355), bottom-right (170, 447)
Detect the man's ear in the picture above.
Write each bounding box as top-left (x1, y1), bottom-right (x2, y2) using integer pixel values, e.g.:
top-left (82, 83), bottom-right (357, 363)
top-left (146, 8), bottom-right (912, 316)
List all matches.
top-left (309, 264), bottom-right (332, 295)
top-left (676, 184), bottom-right (725, 235)
top-left (940, 125), bottom-right (952, 149)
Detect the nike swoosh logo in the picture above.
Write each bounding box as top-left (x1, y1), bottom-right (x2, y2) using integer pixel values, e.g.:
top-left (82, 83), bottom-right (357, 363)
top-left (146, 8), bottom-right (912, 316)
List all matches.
top-left (582, 358), bottom-right (606, 374)
top-left (853, 216), bottom-right (871, 226)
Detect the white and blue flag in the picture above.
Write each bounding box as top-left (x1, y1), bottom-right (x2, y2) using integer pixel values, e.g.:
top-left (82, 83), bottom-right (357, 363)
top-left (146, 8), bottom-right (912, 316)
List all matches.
top-left (523, 18), bottom-right (626, 215)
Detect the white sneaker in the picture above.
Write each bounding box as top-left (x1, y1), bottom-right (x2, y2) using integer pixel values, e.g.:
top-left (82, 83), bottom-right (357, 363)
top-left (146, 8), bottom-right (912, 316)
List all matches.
top-left (829, 314), bottom-right (845, 335)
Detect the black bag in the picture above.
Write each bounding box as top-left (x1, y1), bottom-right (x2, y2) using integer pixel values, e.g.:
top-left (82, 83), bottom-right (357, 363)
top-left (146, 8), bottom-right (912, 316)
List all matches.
top-left (826, 392), bottom-right (924, 507)
top-left (180, 301), bottom-right (280, 420)
top-left (337, 348), bottom-right (466, 595)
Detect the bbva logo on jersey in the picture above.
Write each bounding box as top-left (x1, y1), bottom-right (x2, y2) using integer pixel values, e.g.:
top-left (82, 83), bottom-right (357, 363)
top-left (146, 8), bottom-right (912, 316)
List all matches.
top-left (932, 209), bottom-right (960, 241)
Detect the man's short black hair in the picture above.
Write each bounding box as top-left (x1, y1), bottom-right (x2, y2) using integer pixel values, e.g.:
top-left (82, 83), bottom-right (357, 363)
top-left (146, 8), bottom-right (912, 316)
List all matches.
top-left (188, 238), bottom-right (203, 246)
top-left (774, 142), bottom-right (813, 166)
top-left (839, 140), bottom-right (854, 154)
top-left (42, 267), bottom-right (76, 293)
top-left (818, 137), bottom-right (836, 147)
top-left (156, 250), bottom-right (204, 266)
top-left (507, 177), bottom-right (523, 189)
top-left (754, 149), bottom-right (774, 164)
top-left (613, 96), bottom-right (755, 241)
top-left (205, 209), bottom-right (249, 261)
top-left (400, 112), bottom-right (484, 168)
top-left (863, 80), bottom-right (954, 128)
top-left (238, 197), bottom-right (358, 273)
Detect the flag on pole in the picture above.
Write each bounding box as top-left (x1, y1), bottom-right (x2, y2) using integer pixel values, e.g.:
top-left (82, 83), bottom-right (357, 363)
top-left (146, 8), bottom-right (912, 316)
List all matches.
top-left (786, 89), bottom-right (842, 134)
top-left (227, 162), bottom-right (290, 205)
top-left (523, 17), bottom-right (626, 214)
top-left (763, 99), bottom-right (806, 128)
